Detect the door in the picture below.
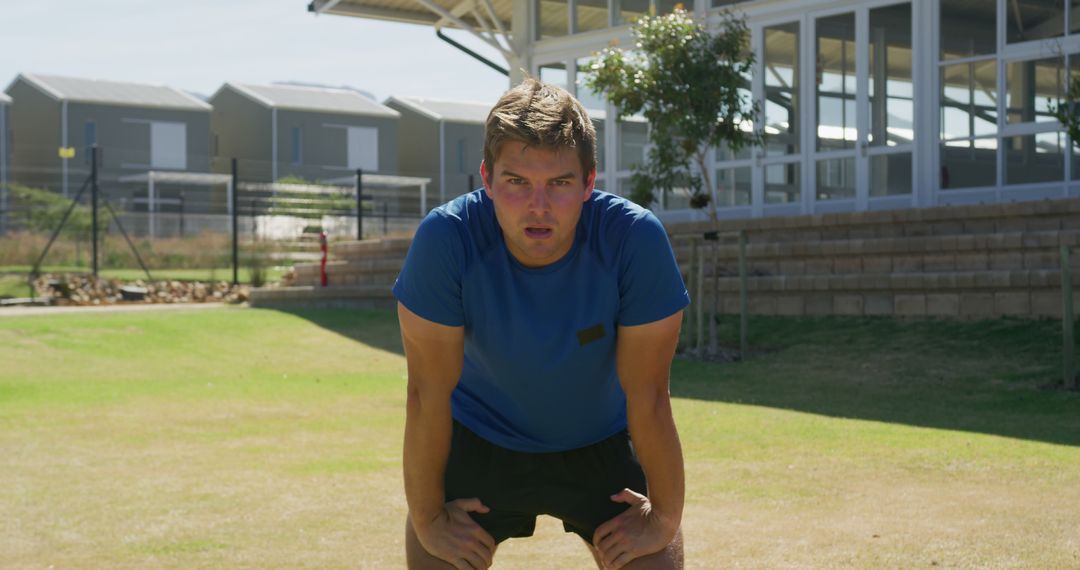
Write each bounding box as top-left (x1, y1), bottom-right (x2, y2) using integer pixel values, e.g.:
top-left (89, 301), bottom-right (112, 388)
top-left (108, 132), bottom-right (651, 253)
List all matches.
top-left (812, 2), bottom-right (914, 211)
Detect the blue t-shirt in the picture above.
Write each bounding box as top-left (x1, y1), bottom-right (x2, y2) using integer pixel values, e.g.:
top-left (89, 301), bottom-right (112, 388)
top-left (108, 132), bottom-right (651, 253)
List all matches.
top-left (392, 189), bottom-right (689, 453)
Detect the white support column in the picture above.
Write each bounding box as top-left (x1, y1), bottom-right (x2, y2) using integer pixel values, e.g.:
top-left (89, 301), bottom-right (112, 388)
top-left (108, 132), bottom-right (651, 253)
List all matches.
top-left (271, 108), bottom-right (278, 183)
top-left (227, 179), bottom-right (233, 217)
top-left (61, 101), bottom-right (69, 198)
top-left (439, 120), bottom-right (446, 204)
top-left (149, 172), bottom-right (156, 238)
top-left (420, 182), bottom-right (428, 215)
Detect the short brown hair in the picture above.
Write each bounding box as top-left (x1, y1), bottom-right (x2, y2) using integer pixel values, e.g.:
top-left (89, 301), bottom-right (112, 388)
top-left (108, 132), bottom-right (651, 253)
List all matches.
top-left (483, 78), bottom-right (597, 185)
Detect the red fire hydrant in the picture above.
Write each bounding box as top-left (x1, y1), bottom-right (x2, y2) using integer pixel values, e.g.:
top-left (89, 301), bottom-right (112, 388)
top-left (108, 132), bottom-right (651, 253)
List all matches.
top-left (319, 231), bottom-right (328, 287)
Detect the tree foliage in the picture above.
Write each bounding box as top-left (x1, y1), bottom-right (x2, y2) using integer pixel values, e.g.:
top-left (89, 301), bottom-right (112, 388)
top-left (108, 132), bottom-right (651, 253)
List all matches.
top-left (585, 7), bottom-right (760, 210)
top-left (4, 183), bottom-right (92, 237)
top-left (1050, 76), bottom-right (1080, 146)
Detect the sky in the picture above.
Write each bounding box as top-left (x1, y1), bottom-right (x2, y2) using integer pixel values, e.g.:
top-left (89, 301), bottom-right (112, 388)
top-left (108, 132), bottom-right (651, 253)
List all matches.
top-left (0, 0), bottom-right (513, 105)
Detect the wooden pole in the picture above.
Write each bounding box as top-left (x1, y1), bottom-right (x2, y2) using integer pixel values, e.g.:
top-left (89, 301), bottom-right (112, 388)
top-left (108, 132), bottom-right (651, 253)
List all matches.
top-left (1062, 245), bottom-right (1076, 389)
top-left (739, 230), bottom-right (749, 359)
top-left (696, 238), bottom-right (705, 357)
top-left (710, 239), bottom-right (719, 356)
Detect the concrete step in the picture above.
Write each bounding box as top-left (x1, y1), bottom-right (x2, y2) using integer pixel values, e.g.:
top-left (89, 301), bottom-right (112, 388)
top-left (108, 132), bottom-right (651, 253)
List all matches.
top-left (667, 197), bottom-right (1080, 244)
top-left (674, 230), bottom-right (1080, 276)
top-left (703, 269), bottom-right (1080, 294)
top-left (248, 284), bottom-right (394, 309)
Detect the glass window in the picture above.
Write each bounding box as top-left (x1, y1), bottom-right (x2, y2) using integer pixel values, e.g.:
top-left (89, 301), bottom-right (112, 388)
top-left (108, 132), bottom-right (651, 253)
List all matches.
top-left (537, 0), bottom-right (569, 39)
top-left (764, 22), bottom-right (800, 156)
top-left (291, 127), bottom-right (302, 165)
top-left (1007, 0), bottom-right (1065, 44)
top-left (618, 119), bottom-right (648, 170)
top-left (539, 62), bottom-right (568, 91)
top-left (575, 57), bottom-right (607, 112)
top-left (616, 0), bottom-right (649, 26)
top-left (765, 162), bottom-right (800, 204)
top-left (941, 61), bottom-right (998, 140)
top-left (716, 166), bottom-right (751, 207)
top-left (816, 13), bottom-right (857, 151)
top-left (940, 138), bottom-right (998, 189)
top-left (1006, 57), bottom-right (1064, 125)
top-left (712, 0), bottom-right (741, 7)
top-left (869, 153), bottom-right (912, 196)
top-left (816, 157), bottom-right (855, 200)
top-left (576, 57), bottom-right (608, 172)
top-left (575, 0), bottom-right (609, 33)
top-left (869, 3), bottom-right (914, 147)
top-left (85, 121), bottom-right (96, 147)
top-left (1005, 132), bottom-right (1064, 185)
top-left (654, 0), bottom-right (681, 15)
top-left (940, 0), bottom-right (996, 60)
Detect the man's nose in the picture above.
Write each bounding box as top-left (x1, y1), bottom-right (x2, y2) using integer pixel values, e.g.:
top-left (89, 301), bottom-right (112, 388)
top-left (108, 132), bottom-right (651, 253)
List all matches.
top-left (527, 185), bottom-right (550, 210)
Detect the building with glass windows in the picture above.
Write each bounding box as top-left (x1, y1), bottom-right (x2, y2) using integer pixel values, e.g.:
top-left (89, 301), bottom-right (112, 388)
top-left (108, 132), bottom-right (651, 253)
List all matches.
top-left (309, 0), bottom-right (1077, 224)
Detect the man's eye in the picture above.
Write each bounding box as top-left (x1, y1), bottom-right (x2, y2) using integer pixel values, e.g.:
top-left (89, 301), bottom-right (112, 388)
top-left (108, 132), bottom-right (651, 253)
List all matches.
top-left (509, 178), bottom-right (527, 185)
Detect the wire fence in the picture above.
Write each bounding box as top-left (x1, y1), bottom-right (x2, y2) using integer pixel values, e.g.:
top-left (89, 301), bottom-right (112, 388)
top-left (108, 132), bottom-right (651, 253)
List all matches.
top-left (0, 145), bottom-right (465, 286)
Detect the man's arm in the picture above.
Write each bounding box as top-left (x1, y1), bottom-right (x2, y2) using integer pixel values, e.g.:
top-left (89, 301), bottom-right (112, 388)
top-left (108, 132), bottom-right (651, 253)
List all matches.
top-left (594, 310), bottom-right (684, 568)
top-left (398, 302), bottom-right (494, 569)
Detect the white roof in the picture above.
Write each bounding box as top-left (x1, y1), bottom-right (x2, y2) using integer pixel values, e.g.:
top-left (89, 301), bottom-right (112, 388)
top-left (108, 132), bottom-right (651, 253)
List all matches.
top-left (387, 96), bottom-right (490, 124)
top-left (11, 73), bottom-right (210, 111)
top-left (118, 172), bottom-right (233, 185)
top-left (223, 82), bottom-right (399, 118)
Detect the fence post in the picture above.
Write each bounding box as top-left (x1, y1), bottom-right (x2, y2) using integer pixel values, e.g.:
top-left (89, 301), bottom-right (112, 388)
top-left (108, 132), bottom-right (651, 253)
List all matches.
top-left (382, 201), bottom-right (388, 237)
top-left (355, 168), bottom-right (363, 241)
top-left (231, 158), bottom-right (238, 287)
top-left (695, 238), bottom-right (705, 357)
top-left (91, 145), bottom-right (99, 277)
top-left (1062, 245), bottom-right (1076, 390)
top-left (178, 191), bottom-right (185, 237)
top-left (739, 230), bottom-right (748, 359)
top-left (686, 239), bottom-right (697, 353)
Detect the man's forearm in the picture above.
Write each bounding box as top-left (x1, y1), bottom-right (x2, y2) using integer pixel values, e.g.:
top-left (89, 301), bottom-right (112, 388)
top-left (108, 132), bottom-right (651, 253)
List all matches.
top-left (626, 392), bottom-right (684, 529)
top-left (403, 385), bottom-right (454, 526)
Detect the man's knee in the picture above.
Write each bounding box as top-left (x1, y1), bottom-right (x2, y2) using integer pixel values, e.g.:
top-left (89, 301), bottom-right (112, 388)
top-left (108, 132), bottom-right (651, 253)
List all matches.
top-left (582, 529), bottom-right (683, 570)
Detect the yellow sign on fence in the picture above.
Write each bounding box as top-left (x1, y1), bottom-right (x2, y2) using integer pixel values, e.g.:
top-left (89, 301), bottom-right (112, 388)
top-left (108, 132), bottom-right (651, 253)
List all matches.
top-left (58, 147), bottom-right (76, 159)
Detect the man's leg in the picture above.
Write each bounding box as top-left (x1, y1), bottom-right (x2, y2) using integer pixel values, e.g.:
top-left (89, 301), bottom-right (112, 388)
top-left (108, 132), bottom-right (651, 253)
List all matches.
top-left (408, 515), bottom-right (501, 569)
top-left (582, 529), bottom-right (683, 570)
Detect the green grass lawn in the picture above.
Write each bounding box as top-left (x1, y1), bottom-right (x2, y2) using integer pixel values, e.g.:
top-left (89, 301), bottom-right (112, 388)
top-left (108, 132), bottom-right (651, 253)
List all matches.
top-left (0, 308), bottom-right (1077, 568)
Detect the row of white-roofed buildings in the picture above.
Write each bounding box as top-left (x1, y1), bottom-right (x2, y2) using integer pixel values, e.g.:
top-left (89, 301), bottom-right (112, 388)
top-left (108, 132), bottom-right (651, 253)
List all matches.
top-left (0, 73), bottom-right (490, 234)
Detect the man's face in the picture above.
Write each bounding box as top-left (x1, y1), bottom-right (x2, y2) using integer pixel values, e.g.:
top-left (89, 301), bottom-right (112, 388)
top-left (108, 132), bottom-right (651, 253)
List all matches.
top-left (481, 141), bottom-right (595, 268)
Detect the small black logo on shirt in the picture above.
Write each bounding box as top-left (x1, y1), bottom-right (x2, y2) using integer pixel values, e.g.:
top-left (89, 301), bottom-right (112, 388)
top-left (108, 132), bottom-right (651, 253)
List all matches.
top-left (577, 324), bottom-right (606, 346)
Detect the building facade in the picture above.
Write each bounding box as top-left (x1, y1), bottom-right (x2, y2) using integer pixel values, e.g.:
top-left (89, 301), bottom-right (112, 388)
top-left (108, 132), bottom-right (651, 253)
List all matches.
top-left (3, 73), bottom-right (212, 202)
top-left (209, 83), bottom-right (400, 183)
top-left (311, 0), bottom-right (1078, 223)
top-left (385, 96), bottom-right (489, 202)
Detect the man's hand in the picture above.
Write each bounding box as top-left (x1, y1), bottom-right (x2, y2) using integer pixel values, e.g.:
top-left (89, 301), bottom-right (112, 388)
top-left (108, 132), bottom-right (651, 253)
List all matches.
top-left (592, 489), bottom-right (679, 569)
top-left (413, 498), bottom-right (496, 569)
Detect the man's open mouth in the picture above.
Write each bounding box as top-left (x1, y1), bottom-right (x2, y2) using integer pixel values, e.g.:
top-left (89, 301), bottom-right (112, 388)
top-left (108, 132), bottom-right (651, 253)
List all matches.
top-left (524, 227), bottom-right (553, 239)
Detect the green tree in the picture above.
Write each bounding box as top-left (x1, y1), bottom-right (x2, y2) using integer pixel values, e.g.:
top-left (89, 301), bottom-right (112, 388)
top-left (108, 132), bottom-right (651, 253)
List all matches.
top-left (1050, 76), bottom-right (1080, 146)
top-left (4, 183), bottom-right (92, 237)
top-left (586, 7), bottom-right (760, 216)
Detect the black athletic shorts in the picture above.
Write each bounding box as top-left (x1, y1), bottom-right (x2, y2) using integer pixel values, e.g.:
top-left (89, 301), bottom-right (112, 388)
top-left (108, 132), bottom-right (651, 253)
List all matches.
top-left (444, 420), bottom-right (648, 544)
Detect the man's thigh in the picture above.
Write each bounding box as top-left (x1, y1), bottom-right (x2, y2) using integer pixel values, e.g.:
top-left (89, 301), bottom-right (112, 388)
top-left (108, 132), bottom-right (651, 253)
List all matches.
top-left (543, 429), bottom-right (649, 543)
top-left (443, 421), bottom-right (541, 543)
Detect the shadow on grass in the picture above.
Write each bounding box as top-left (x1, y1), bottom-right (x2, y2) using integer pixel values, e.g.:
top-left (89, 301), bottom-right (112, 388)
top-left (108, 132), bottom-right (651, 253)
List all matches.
top-left (672, 315), bottom-right (1080, 448)
top-left (263, 306), bottom-right (405, 356)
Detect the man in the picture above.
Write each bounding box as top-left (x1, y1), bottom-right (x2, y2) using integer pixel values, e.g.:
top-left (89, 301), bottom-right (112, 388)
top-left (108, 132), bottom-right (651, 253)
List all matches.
top-left (393, 78), bottom-right (689, 569)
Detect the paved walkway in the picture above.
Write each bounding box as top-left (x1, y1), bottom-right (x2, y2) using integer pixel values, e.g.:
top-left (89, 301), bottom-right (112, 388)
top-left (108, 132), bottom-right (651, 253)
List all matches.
top-left (0, 302), bottom-right (241, 318)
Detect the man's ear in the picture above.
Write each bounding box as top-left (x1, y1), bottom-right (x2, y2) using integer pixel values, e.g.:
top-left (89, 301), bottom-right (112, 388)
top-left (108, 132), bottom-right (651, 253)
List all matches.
top-left (480, 161), bottom-right (493, 199)
top-left (584, 167), bottom-right (597, 201)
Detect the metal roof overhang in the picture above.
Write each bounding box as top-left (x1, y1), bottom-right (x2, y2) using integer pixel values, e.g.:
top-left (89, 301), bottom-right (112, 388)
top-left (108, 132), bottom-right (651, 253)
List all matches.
top-left (308, 0), bottom-right (519, 72)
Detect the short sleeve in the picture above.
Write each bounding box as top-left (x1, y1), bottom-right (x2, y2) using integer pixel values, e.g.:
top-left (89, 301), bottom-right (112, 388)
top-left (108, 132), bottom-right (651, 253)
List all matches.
top-left (617, 212), bottom-right (690, 326)
top-left (392, 211), bottom-right (466, 327)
